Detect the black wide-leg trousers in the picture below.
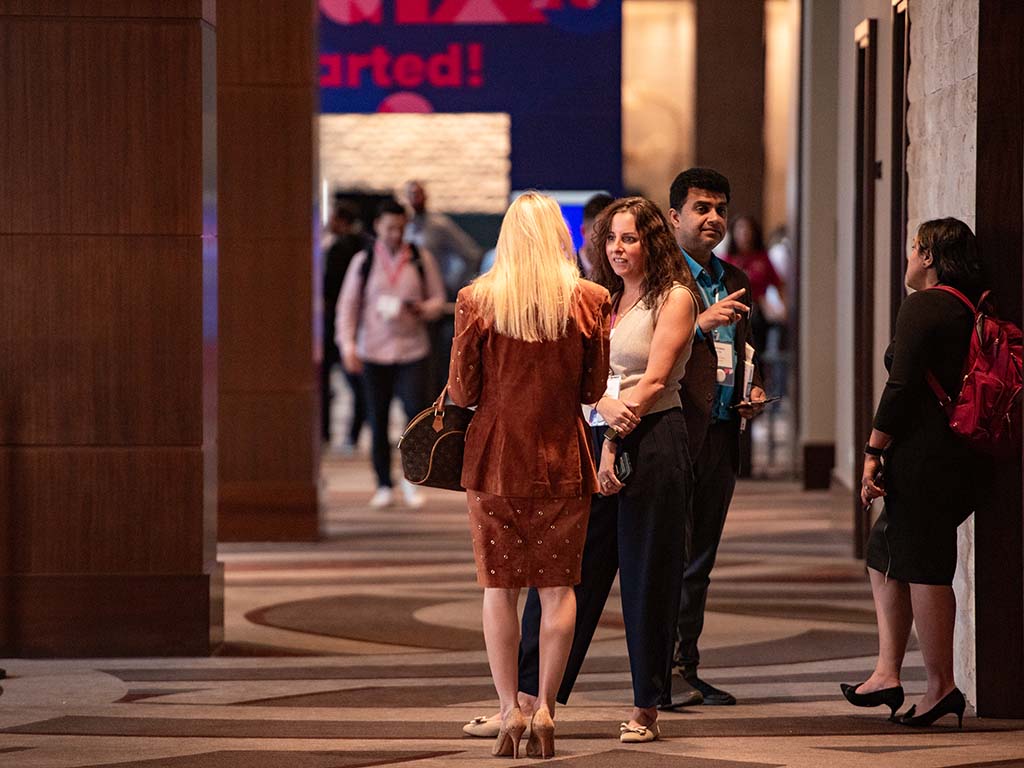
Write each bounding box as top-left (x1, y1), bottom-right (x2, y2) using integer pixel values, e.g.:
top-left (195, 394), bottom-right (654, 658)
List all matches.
top-left (518, 408), bottom-right (692, 708)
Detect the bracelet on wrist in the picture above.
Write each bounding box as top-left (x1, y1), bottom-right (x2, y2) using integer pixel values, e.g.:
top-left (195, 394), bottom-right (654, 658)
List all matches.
top-left (863, 443), bottom-right (884, 457)
top-left (603, 427), bottom-right (621, 444)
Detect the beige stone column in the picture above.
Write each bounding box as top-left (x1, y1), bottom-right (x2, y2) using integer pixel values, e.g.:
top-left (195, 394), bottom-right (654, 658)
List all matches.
top-left (797, 0), bottom-right (839, 489)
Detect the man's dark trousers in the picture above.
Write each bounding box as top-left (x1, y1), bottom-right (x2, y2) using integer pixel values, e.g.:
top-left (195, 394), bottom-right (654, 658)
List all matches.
top-left (674, 419), bottom-right (737, 669)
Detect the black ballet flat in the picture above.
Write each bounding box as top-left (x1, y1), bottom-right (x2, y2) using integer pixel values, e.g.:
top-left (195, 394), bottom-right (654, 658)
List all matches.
top-left (897, 688), bottom-right (966, 729)
top-left (840, 682), bottom-right (905, 719)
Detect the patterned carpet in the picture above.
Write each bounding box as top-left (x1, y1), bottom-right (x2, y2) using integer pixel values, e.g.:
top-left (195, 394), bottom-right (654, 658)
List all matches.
top-left (1, 450), bottom-right (1022, 767)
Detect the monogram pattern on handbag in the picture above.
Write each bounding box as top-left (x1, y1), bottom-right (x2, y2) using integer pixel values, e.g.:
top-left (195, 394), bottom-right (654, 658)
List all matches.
top-left (399, 387), bottom-right (474, 492)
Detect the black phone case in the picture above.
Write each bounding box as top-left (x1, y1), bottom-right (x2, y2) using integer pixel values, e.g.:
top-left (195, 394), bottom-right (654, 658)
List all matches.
top-left (615, 451), bottom-right (632, 482)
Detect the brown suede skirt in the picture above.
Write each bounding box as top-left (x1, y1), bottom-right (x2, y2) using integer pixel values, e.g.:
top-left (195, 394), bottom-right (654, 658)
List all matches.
top-left (466, 490), bottom-right (590, 588)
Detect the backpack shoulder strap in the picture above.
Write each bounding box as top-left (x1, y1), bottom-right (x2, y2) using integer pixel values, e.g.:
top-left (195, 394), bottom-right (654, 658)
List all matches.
top-left (355, 240), bottom-right (376, 330)
top-left (359, 239), bottom-right (375, 289)
top-left (930, 284), bottom-right (976, 314)
top-left (925, 369), bottom-right (953, 407)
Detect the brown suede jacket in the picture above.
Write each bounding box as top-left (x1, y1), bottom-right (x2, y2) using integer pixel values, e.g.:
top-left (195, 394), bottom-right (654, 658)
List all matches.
top-left (679, 259), bottom-right (763, 470)
top-left (448, 280), bottom-right (611, 499)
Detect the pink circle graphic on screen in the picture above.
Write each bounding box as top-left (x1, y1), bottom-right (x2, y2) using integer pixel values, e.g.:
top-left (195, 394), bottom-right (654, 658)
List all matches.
top-left (378, 92), bottom-right (434, 113)
top-left (320, 0), bottom-right (381, 24)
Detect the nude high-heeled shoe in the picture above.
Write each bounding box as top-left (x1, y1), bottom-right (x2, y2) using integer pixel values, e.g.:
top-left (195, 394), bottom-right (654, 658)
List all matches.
top-left (526, 707), bottom-right (555, 759)
top-left (492, 708), bottom-right (527, 758)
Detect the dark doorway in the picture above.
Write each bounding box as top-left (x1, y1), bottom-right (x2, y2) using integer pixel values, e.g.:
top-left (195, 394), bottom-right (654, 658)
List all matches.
top-left (852, 18), bottom-right (878, 559)
top-left (889, 1), bottom-right (909, 335)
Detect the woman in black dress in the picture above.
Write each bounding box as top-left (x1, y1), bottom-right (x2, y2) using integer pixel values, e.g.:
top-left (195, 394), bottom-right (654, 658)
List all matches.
top-left (841, 218), bottom-right (985, 727)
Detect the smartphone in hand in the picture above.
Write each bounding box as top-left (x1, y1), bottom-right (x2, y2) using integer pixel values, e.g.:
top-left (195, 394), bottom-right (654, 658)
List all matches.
top-left (730, 395), bottom-right (782, 410)
top-left (615, 452), bottom-right (632, 483)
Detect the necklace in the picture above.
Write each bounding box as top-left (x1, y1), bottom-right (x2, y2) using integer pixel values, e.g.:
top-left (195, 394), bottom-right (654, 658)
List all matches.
top-left (611, 289), bottom-right (643, 329)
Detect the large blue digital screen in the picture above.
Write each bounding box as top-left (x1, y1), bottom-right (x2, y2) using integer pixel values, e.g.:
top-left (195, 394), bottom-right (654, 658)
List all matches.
top-left (318, 0), bottom-right (623, 194)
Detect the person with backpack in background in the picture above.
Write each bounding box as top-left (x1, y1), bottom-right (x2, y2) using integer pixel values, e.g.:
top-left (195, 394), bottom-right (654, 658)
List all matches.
top-left (843, 218), bottom-right (994, 728)
top-left (337, 199), bottom-right (446, 508)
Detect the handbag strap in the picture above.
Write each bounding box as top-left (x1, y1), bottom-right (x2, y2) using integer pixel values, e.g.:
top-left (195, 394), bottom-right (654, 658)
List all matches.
top-left (432, 383), bottom-right (451, 431)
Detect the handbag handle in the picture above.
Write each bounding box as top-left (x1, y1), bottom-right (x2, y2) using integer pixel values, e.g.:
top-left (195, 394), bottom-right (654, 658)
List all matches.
top-left (432, 383), bottom-right (451, 432)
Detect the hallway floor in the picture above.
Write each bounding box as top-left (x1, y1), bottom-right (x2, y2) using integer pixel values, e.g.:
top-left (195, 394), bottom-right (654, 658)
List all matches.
top-left (1, 451), bottom-right (1022, 767)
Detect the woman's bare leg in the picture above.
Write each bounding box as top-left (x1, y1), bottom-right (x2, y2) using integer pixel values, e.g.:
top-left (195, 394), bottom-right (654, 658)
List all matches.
top-left (482, 587), bottom-right (523, 717)
top-left (908, 582), bottom-right (957, 711)
top-left (536, 586), bottom-right (576, 718)
top-left (857, 567), bottom-right (913, 693)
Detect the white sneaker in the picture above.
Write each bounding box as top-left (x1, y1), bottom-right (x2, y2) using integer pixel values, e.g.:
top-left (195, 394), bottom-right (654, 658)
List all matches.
top-left (369, 487), bottom-right (394, 508)
top-left (401, 479), bottom-right (425, 508)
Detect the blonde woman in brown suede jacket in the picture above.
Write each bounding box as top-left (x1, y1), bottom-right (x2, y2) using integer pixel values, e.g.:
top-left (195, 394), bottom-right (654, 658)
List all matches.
top-left (448, 192), bottom-right (610, 759)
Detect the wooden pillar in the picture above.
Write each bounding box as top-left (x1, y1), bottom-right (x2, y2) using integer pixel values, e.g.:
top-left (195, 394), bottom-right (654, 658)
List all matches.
top-left (216, 0), bottom-right (320, 541)
top-left (0, 1), bottom-right (220, 655)
top-left (695, 0), bottom-right (765, 223)
top-left (974, 0), bottom-right (1024, 719)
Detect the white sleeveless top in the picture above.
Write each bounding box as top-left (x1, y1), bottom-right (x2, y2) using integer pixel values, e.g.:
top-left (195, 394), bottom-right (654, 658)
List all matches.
top-left (610, 284), bottom-right (698, 415)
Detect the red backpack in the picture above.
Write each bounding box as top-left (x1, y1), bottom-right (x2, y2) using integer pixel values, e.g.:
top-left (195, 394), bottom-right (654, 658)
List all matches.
top-left (925, 285), bottom-right (1023, 457)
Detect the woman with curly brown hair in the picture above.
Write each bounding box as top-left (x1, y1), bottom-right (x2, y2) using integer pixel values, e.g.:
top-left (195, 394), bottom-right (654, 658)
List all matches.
top-left (465, 197), bottom-right (699, 744)
top-left (463, 197), bottom-right (698, 745)
top-left (559, 196), bottom-right (699, 742)
top-left (571, 196), bottom-right (699, 742)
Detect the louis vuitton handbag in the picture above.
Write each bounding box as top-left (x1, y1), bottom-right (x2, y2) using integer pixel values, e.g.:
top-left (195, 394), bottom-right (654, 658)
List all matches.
top-left (398, 384), bottom-right (474, 491)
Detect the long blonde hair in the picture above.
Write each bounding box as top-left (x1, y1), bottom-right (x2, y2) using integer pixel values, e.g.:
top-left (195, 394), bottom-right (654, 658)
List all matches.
top-left (472, 192), bottom-right (580, 342)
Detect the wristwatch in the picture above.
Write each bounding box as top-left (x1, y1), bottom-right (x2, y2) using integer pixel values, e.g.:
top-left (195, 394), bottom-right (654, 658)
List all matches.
top-left (604, 427), bottom-right (621, 443)
top-left (863, 443), bottom-right (884, 457)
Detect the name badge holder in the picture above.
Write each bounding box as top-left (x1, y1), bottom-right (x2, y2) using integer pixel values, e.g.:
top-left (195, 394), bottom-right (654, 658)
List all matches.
top-left (696, 281), bottom-right (736, 387)
top-left (586, 374), bottom-right (622, 427)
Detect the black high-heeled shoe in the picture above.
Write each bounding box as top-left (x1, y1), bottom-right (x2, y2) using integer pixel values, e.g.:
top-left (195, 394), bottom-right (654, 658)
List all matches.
top-left (840, 682), bottom-right (905, 719)
top-left (897, 688), bottom-right (966, 729)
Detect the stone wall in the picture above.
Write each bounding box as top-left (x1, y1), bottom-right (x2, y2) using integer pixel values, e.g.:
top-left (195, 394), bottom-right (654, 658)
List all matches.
top-left (319, 113), bottom-right (511, 213)
top-left (906, 0), bottom-right (978, 239)
top-left (905, 0), bottom-right (979, 704)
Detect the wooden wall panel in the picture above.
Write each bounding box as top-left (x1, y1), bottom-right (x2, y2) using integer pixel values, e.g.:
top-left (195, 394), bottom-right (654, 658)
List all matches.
top-left (0, 236), bottom-right (202, 445)
top-left (0, 19), bottom-right (203, 235)
top-left (218, 0), bottom-right (313, 86)
top-left (219, 392), bottom-right (317, 483)
top-left (0, 1), bottom-right (213, 20)
top-left (6, 574), bottom-right (211, 657)
top-left (695, 0), bottom-right (765, 223)
top-left (0, 6), bottom-right (218, 656)
top-left (217, 0), bottom-right (320, 541)
top-left (219, 237), bottom-right (314, 390)
top-left (217, 87), bottom-right (317, 241)
top-left (974, 0), bottom-right (1024, 719)
top-left (0, 449), bottom-right (203, 573)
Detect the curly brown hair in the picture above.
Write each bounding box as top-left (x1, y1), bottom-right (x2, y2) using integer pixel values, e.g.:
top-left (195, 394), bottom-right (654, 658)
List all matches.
top-left (589, 196), bottom-right (686, 309)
